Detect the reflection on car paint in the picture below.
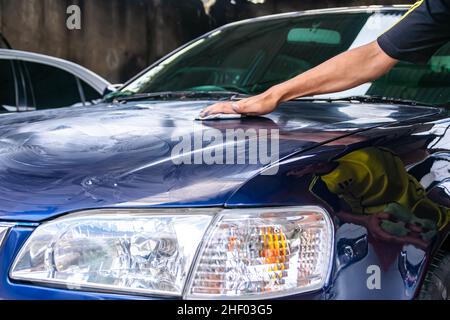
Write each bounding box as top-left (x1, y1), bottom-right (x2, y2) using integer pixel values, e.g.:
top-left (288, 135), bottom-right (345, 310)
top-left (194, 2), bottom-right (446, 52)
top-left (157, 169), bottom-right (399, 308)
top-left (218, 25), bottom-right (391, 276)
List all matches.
top-left (0, 98), bottom-right (448, 299)
top-left (224, 116), bottom-right (450, 299)
top-left (0, 100), bottom-right (437, 221)
top-left (398, 247), bottom-right (426, 297)
top-left (410, 152), bottom-right (450, 196)
top-left (336, 231), bottom-right (368, 272)
top-left (311, 147), bottom-right (450, 250)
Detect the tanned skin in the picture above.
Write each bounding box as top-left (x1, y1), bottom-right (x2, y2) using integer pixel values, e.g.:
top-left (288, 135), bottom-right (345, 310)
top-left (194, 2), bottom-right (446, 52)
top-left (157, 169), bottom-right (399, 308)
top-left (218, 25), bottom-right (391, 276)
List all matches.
top-left (200, 41), bottom-right (398, 117)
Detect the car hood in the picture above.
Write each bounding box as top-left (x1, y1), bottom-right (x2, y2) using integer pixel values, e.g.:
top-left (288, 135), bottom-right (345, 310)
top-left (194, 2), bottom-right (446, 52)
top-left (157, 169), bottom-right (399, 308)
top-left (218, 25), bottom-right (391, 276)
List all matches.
top-left (0, 100), bottom-right (439, 221)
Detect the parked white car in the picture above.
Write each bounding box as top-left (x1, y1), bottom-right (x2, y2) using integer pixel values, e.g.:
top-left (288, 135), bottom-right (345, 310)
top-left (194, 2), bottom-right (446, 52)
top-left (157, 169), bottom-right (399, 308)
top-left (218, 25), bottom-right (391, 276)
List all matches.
top-left (0, 49), bottom-right (113, 113)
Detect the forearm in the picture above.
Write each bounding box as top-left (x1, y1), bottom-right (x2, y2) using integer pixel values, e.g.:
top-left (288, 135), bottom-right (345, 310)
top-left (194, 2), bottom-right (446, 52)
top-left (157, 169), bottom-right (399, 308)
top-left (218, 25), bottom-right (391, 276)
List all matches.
top-left (269, 41), bottom-right (398, 103)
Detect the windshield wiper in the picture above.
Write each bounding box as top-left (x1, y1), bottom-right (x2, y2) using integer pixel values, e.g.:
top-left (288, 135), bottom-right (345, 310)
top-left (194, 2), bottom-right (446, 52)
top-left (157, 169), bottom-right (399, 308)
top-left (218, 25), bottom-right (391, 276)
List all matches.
top-left (305, 95), bottom-right (434, 107)
top-left (105, 90), bottom-right (250, 103)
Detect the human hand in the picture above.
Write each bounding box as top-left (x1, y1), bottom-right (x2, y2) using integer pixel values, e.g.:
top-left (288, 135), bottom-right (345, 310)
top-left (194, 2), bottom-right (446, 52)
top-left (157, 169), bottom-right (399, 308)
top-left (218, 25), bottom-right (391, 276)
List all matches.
top-left (337, 211), bottom-right (429, 250)
top-left (199, 89), bottom-right (282, 118)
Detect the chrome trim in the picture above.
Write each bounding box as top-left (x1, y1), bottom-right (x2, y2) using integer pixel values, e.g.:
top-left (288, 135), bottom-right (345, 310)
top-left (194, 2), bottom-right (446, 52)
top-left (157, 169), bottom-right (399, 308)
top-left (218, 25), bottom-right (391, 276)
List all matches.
top-left (0, 223), bottom-right (14, 248)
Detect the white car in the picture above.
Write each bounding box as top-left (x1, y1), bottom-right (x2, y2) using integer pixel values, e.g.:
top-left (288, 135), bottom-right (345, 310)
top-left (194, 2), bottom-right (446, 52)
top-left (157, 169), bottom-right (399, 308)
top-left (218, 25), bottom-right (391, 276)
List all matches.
top-left (0, 48), bottom-right (113, 113)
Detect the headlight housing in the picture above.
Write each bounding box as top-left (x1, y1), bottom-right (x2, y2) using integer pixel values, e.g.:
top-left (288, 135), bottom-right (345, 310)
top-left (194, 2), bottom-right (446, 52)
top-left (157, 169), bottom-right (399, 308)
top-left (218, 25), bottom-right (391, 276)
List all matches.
top-left (10, 206), bottom-right (333, 299)
top-left (187, 207), bottom-right (333, 299)
top-left (10, 209), bottom-right (214, 296)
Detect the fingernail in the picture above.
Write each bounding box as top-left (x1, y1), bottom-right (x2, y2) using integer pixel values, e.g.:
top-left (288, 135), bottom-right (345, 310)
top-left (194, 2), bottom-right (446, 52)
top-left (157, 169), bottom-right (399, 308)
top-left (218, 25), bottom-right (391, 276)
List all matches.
top-left (232, 103), bottom-right (240, 112)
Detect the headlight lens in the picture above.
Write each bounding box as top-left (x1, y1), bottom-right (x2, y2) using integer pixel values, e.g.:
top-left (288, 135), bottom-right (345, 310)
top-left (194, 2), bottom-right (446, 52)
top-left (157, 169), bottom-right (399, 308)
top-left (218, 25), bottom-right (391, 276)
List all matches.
top-left (10, 209), bottom-right (214, 296)
top-left (186, 207), bottom-right (333, 299)
top-left (10, 207), bottom-right (333, 298)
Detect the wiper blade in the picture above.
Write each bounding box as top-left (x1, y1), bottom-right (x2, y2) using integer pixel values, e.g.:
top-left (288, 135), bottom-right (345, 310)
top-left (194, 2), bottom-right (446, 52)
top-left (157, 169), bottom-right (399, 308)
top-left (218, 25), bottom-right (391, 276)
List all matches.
top-left (106, 91), bottom-right (250, 103)
top-left (308, 95), bottom-right (433, 107)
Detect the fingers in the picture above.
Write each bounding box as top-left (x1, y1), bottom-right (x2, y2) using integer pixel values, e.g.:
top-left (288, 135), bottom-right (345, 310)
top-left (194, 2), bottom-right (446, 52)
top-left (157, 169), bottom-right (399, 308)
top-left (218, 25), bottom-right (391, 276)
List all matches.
top-left (199, 93), bottom-right (275, 117)
top-left (200, 102), bottom-right (240, 117)
top-left (200, 101), bottom-right (260, 117)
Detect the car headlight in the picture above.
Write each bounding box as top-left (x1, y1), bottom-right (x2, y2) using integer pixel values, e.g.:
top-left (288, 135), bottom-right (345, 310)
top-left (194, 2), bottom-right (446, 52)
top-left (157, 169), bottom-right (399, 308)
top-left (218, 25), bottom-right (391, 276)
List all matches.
top-left (10, 209), bottom-right (215, 296)
top-left (186, 207), bottom-right (333, 299)
top-left (10, 207), bottom-right (333, 299)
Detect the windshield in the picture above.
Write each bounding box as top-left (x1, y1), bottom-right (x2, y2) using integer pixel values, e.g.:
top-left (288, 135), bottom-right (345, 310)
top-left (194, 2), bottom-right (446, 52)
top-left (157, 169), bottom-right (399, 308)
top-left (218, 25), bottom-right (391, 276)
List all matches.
top-left (121, 10), bottom-right (450, 105)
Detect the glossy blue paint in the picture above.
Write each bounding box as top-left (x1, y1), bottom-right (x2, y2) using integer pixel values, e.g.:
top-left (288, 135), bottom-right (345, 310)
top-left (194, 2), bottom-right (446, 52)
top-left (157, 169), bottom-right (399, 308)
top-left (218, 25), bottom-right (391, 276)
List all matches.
top-left (0, 98), bottom-right (448, 299)
top-left (1, 6), bottom-right (450, 301)
top-left (0, 100), bottom-right (439, 221)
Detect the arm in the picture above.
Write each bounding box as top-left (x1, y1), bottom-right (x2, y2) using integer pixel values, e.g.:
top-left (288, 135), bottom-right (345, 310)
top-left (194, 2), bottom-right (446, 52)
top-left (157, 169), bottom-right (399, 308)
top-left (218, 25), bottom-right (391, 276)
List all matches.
top-left (200, 41), bottom-right (398, 116)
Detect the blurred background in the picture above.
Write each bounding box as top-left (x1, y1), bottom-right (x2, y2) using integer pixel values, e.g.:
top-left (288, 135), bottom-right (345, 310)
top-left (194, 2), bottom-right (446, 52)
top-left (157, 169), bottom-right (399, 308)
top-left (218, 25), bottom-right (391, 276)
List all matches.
top-left (0, 0), bottom-right (414, 83)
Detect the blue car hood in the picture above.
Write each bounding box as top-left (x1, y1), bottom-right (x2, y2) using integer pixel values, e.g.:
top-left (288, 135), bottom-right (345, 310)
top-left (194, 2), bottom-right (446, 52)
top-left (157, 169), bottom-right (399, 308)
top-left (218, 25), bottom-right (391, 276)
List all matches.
top-left (0, 100), bottom-right (439, 221)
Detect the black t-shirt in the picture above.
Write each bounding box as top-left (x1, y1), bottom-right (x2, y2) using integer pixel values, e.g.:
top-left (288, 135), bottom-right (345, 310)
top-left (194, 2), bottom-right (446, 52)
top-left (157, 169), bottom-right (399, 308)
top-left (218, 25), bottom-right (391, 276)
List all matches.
top-left (377, 0), bottom-right (450, 63)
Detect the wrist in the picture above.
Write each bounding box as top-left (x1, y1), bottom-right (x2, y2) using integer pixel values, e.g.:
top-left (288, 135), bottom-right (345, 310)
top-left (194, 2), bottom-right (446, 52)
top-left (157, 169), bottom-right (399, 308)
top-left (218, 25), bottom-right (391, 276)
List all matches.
top-left (271, 83), bottom-right (300, 103)
top-left (266, 85), bottom-right (285, 105)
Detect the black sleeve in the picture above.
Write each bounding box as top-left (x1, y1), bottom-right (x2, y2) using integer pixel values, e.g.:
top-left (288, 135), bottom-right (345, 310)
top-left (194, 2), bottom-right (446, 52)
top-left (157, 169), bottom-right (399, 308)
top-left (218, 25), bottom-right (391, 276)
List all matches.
top-left (377, 0), bottom-right (450, 63)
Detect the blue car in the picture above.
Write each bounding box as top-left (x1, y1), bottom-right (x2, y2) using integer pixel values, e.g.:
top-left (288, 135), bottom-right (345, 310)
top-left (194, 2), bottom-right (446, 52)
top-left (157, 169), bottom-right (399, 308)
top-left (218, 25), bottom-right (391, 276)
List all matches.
top-left (1, 5), bottom-right (450, 300)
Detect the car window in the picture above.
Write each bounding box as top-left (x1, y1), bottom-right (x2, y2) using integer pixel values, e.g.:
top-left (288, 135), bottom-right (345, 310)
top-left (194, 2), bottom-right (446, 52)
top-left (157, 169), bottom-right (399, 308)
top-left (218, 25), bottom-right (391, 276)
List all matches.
top-left (0, 59), bottom-right (17, 109)
top-left (80, 79), bottom-right (102, 101)
top-left (124, 13), bottom-right (368, 95)
top-left (23, 61), bottom-right (82, 109)
top-left (122, 11), bottom-right (450, 105)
